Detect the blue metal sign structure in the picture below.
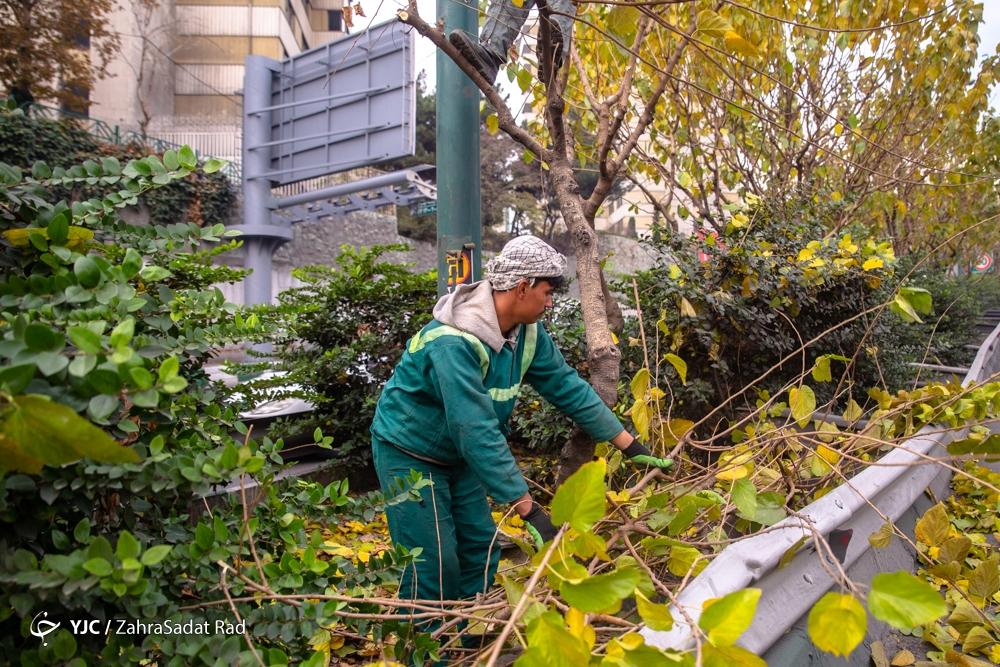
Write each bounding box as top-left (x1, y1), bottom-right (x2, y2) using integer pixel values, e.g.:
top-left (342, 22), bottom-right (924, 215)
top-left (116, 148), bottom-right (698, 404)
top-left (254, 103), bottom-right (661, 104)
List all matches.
top-left (237, 20), bottom-right (425, 307)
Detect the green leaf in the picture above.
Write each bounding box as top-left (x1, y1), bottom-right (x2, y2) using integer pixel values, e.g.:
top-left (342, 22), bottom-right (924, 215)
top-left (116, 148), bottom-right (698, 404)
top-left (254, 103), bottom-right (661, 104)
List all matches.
top-left (110, 317), bottom-right (135, 347)
top-left (749, 491), bottom-right (787, 526)
top-left (0, 363), bottom-right (36, 393)
top-left (68, 354), bottom-right (97, 378)
top-left (161, 376), bottom-right (188, 394)
top-left (129, 367), bottom-right (154, 390)
top-left (890, 292), bottom-right (922, 323)
top-left (900, 287), bottom-right (932, 315)
top-left (551, 459), bottom-right (606, 533)
top-left (132, 389), bottom-right (159, 408)
top-left (158, 356), bottom-right (179, 382)
top-left (668, 545), bottom-right (705, 577)
top-left (83, 557), bottom-right (113, 577)
top-left (178, 146), bottom-right (197, 169)
top-left (559, 563), bottom-right (639, 613)
top-left (50, 629), bottom-right (77, 660)
top-left (0, 395), bottom-right (139, 473)
top-left (31, 161), bottom-right (51, 179)
top-left (48, 214), bottom-right (69, 245)
top-left (731, 479), bottom-right (757, 519)
top-left (518, 611), bottom-right (590, 667)
top-left (88, 394), bottom-right (119, 422)
top-left (812, 356), bottom-right (832, 383)
top-left (139, 265), bottom-right (172, 282)
top-left (163, 150), bottom-right (180, 170)
top-left (195, 522), bottom-right (214, 550)
top-left (807, 592), bottom-right (866, 657)
top-left (121, 248), bottom-right (142, 279)
top-left (68, 326), bottom-right (102, 354)
top-left (74, 518), bottom-right (91, 543)
top-left (867, 572), bottom-right (946, 630)
top-left (789, 384), bottom-right (816, 428)
top-left (24, 323), bottom-right (62, 352)
top-left (73, 256), bottom-right (101, 288)
top-left (635, 590), bottom-right (673, 631)
top-left (140, 544), bottom-right (172, 566)
top-left (698, 588), bottom-right (761, 647)
top-left (203, 158), bottom-right (225, 174)
top-left (116, 530), bottom-right (140, 560)
top-left (35, 351), bottom-right (69, 376)
top-left (101, 157), bottom-right (121, 175)
top-left (663, 353), bottom-right (687, 385)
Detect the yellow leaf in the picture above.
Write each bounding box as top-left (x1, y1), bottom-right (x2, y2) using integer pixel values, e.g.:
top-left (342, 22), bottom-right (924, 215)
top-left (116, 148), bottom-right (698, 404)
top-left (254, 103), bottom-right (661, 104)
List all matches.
top-left (831, 190), bottom-right (843, 202)
top-left (486, 113), bottom-right (499, 135)
top-left (610, 330), bottom-right (619, 345)
top-left (863, 257), bottom-right (884, 271)
top-left (816, 444), bottom-right (840, 465)
top-left (834, 123), bottom-right (844, 136)
top-left (607, 490), bottom-right (631, 503)
top-left (723, 30), bottom-right (759, 57)
top-left (895, 200), bottom-right (907, 218)
top-left (668, 264), bottom-right (683, 280)
top-left (511, 0), bottom-right (524, 6)
top-left (797, 246), bottom-right (816, 262)
top-left (715, 465), bottom-right (750, 481)
top-left (679, 297), bottom-right (696, 318)
top-left (731, 212), bottom-right (749, 228)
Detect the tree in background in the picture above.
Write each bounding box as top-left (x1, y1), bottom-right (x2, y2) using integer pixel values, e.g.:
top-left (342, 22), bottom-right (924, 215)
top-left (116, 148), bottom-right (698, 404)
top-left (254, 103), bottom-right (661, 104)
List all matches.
top-left (616, 1), bottom-right (1000, 260)
top-left (0, 0), bottom-right (121, 110)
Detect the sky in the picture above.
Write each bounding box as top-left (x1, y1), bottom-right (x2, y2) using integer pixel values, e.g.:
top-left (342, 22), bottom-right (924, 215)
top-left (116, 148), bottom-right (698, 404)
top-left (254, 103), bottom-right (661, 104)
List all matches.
top-left (361, 1), bottom-right (1000, 104)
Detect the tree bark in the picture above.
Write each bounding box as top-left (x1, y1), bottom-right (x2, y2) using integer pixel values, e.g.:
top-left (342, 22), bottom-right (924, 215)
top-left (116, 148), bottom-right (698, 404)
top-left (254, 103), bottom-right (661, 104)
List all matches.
top-left (549, 160), bottom-right (621, 483)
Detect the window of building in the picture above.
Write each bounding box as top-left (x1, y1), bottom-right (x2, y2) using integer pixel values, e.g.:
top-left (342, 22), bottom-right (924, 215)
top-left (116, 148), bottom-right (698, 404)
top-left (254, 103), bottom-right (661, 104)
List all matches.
top-left (328, 10), bottom-right (343, 31)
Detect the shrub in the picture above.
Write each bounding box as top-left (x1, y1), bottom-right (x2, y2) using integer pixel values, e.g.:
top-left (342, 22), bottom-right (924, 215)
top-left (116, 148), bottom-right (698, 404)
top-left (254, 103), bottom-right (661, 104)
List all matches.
top-left (268, 246), bottom-right (438, 474)
top-left (623, 195), bottom-right (915, 436)
top-left (0, 103), bottom-right (234, 228)
top-left (0, 152), bottom-right (420, 664)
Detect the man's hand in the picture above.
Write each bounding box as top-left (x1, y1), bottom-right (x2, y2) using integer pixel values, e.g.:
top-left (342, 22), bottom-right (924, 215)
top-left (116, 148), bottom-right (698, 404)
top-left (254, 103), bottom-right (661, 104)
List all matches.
top-left (521, 502), bottom-right (557, 549)
top-left (622, 439), bottom-right (674, 470)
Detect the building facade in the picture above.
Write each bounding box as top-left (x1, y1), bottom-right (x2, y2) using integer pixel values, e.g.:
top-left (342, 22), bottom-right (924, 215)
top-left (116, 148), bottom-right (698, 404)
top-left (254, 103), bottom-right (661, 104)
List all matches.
top-left (88, 0), bottom-right (346, 169)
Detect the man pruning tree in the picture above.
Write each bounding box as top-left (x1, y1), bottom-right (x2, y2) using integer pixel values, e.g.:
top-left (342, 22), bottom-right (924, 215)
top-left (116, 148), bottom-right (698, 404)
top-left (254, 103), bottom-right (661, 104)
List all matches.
top-left (370, 235), bottom-right (673, 606)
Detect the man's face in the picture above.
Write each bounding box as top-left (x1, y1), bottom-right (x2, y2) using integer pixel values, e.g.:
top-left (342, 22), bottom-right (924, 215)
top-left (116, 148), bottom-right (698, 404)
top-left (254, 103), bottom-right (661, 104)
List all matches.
top-left (518, 279), bottom-right (556, 323)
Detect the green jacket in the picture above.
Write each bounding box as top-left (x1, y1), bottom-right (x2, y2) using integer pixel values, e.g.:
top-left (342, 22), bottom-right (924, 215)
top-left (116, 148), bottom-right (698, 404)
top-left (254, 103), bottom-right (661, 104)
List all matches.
top-left (371, 318), bottom-right (623, 503)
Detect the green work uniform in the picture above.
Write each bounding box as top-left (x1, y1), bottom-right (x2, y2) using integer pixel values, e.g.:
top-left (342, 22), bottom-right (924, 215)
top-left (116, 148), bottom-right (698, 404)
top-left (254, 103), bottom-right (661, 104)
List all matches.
top-left (371, 283), bottom-right (623, 604)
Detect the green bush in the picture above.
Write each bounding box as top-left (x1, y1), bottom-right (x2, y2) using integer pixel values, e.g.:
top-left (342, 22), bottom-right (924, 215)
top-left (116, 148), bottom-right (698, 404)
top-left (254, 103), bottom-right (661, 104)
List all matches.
top-left (0, 152), bottom-right (426, 665)
top-left (267, 245), bottom-right (438, 474)
top-left (0, 105), bottom-right (234, 228)
top-left (623, 196), bottom-right (916, 433)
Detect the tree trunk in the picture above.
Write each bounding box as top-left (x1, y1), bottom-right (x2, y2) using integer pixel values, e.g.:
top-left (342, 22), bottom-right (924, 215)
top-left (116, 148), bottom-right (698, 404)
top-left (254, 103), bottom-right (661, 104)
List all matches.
top-left (550, 160), bottom-right (621, 483)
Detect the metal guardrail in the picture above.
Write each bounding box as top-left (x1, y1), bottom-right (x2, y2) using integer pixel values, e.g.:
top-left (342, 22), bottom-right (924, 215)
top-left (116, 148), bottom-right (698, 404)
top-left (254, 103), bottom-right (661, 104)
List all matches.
top-left (24, 103), bottom-right (242, 182)
top-left (641, 320), bottom-right (1000, 664)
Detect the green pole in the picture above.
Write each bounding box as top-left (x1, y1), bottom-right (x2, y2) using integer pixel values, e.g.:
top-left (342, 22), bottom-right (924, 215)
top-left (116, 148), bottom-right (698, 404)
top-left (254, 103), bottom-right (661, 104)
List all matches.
top-left (436, 0), bottom-right (481, 296)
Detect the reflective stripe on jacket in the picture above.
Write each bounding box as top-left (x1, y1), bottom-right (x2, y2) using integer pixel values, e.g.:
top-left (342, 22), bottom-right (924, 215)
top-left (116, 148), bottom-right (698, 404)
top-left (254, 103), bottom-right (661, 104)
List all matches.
top-left (371, 319), bottom-right (622, 503)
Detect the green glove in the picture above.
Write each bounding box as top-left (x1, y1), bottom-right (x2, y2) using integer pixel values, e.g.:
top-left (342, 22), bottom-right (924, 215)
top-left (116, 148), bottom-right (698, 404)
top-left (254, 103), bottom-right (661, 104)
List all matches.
top-left (623, 440), bottom-right (674, 470)
top-left (522, 503), bottom-right (557, 549)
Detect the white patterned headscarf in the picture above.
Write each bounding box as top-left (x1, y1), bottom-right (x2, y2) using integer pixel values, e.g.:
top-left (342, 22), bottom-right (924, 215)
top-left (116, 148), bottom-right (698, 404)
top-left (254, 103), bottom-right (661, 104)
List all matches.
top-left (485, 235), bottom-right (568, 291)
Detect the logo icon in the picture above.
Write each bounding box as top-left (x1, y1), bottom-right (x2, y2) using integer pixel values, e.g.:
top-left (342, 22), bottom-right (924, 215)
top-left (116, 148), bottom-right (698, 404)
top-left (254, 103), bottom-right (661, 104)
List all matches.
top-left (29, 611), bottom-right (60, 646)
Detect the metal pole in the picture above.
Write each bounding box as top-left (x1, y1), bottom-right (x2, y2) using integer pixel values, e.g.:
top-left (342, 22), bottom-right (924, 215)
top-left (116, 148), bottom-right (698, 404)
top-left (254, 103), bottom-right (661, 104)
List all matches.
top-left (436, 0), bottom-right (481, 295)
top-left (241, 55), bottom-right (293, 306)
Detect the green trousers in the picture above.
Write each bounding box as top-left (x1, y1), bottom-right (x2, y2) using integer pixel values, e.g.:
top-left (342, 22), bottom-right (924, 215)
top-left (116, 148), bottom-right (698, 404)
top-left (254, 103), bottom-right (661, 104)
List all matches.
top-left (372, 435), bottom-right (502, 604)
